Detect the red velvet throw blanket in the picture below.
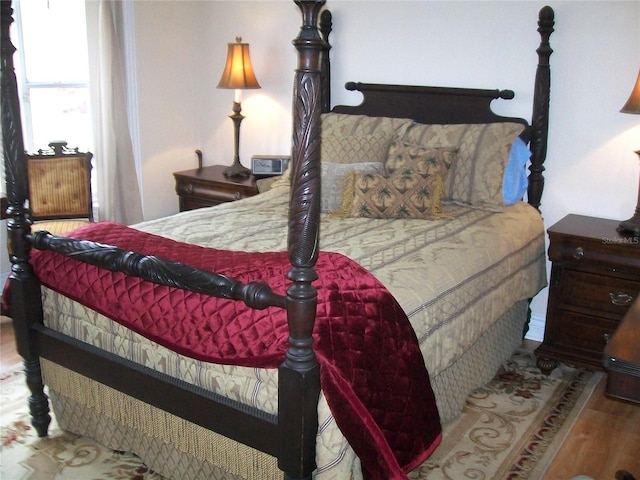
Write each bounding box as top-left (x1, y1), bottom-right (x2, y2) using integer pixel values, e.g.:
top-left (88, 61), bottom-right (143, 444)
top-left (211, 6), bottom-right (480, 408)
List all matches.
top-left (28, 222), bottom-right (441, 479)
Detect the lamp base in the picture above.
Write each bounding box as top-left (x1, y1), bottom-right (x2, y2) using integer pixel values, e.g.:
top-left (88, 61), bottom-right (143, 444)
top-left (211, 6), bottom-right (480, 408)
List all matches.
top-left (224, 161), bottom-right (251, 178)
top-left (619, 150), bottom-right (640, 236)
top-left (223, 100), bottom-right (251, 179)
top-left (618, 210), bottom-right (640, 236)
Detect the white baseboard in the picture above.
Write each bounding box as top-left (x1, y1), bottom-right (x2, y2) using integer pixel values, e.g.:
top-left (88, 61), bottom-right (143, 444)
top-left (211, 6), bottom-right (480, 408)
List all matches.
top-left (525, 312), bottom-right (546, 342)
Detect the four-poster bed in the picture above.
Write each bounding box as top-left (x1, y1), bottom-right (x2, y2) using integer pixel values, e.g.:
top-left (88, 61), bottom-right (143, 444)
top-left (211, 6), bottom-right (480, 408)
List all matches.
top-left (2, 1), bottom-right (555, 479)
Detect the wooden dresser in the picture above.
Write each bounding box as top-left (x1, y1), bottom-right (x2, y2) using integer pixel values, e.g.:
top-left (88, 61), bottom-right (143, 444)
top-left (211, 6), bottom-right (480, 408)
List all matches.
top-left (535, 214), bottom-right (640, 373)
top-left (173, 165), bottom-right (259, 212)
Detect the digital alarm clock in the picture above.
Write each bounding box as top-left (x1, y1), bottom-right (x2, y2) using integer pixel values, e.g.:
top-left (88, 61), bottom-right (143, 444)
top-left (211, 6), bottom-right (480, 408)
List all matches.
top-left (251, 155), bottom-right (290, 176)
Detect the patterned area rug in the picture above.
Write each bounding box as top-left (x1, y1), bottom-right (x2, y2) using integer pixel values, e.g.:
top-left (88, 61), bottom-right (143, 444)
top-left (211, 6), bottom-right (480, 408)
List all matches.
top-left (411, 351), bottom-right (602, 480)
top-left (0, 350), bottom-right (602, 480)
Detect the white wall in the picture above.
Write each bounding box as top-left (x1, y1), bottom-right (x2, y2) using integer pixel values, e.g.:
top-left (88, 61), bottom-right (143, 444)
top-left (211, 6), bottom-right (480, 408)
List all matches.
top-left (130, 1), bottom-right (300, 220)
top-left (127, 0), bottom-right (639, 340)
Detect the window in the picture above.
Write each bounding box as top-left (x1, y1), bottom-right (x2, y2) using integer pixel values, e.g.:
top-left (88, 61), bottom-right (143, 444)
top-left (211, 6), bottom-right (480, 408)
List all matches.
top-left (13, 0), bottom-right (93, 153)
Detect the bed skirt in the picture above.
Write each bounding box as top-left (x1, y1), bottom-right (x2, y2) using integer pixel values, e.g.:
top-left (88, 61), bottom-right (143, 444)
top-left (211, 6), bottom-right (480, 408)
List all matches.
top-left (430, 299), bottom-right (528, 420)
top-left (40, 300), bottom-right (528, 480)
top-left (42, 360), bottom-right (280, 479)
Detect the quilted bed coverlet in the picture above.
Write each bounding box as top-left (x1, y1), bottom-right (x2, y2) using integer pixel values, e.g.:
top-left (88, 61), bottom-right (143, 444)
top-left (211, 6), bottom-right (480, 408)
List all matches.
top-left (30, 222), bottom-right (442, 479)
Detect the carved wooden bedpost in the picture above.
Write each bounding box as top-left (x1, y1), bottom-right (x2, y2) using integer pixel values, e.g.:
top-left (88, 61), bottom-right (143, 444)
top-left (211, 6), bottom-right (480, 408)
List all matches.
top-left (1, 0), bottom-right (51, 436)
top-left (279, 1), bottom-right (325, 478)
top-left (528, 5), bottom-right (554, 211)
top-left (319, 9), bottom-right (332, 113)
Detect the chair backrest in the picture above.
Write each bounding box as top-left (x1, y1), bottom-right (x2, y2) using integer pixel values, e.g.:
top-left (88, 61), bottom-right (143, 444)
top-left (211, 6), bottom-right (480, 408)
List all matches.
top-left (26, 141), bottom-right (93, 222)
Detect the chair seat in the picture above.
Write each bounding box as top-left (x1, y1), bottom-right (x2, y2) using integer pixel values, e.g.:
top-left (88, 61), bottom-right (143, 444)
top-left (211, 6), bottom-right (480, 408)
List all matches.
top-left (32, 219), bottom-right (91, 236)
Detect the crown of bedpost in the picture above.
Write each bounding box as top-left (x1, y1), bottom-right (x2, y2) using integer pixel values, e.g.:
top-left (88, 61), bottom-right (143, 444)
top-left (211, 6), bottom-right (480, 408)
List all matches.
top-left (537, 6), bottom-right (555, 58)
top-left (293, 1), bottom-right (326, 71)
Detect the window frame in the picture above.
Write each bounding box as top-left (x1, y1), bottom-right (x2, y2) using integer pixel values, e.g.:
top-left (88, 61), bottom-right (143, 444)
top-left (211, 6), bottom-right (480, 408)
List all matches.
top-left (12, 0), bottom-right (93, 154)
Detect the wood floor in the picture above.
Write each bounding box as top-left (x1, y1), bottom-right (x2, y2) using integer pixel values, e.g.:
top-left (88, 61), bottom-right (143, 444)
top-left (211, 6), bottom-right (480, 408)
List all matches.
top-left (1, 317), bottom-right (639, 480)
top-left (543, 379), bottom-right (640, 480)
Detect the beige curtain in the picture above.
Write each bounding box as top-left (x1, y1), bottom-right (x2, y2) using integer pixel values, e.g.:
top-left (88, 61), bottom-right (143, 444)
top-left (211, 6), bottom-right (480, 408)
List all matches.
top-left (88, 0), bottom-right (143, 225)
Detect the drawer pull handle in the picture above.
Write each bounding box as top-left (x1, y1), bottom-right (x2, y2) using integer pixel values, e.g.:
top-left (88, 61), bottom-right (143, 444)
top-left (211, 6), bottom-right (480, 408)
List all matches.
top-left (573, 247), bottom-right (584, 259)
top-left (186, 184), bottom-right (194, 194)
top-left (603, 333), bottom-right (610, 343)
top-left (234, 192), bottom-right (241, 200)
top-left (609, 291), bottom-right (633, 306)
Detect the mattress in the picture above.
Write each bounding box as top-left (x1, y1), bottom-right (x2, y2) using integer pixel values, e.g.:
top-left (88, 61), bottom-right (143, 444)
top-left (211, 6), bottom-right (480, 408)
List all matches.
top-left (40, 182), bottom-right (546, 478)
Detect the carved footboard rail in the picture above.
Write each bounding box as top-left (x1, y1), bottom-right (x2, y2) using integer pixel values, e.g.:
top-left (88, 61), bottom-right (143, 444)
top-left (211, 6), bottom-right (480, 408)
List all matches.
top-left (29, 230), bottom-right (287, 309)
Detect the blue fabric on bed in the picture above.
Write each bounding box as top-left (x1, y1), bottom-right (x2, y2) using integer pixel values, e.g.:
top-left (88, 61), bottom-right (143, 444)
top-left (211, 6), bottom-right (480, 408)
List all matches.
top-left (503, 137), bottom-right (531, 205)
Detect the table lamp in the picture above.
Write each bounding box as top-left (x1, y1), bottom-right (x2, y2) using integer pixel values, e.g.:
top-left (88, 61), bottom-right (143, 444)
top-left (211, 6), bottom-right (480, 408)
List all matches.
top-left (217, 37), bottom-right (261, 178)
top-left (619, 69), bottom-right (640, 235)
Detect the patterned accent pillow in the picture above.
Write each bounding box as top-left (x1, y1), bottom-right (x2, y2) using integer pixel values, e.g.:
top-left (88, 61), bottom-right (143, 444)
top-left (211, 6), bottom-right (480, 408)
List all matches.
top-left (400, 122), bottom-right (525, 211)
top-left (385, 141), bottom-right (458, 177)
top-left (321, 162), bottom-right (385, 212)
top-left (333, 147), bottom-right (451, 220)
top-left (342, 170), bottom-right (449, 220)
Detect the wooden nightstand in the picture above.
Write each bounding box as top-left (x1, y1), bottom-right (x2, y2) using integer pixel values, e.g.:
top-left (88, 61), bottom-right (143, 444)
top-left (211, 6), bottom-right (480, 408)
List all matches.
top-left (535, 214), bottom-right (640, 373)
top-left (173, 165), bottom-right (259, 212)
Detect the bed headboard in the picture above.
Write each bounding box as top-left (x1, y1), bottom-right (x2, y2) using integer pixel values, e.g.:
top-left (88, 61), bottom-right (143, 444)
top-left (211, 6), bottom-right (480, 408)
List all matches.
top-left (333, 83), bottom-right (525, 127)
top-left (322, 6), bottom-right (555, 211)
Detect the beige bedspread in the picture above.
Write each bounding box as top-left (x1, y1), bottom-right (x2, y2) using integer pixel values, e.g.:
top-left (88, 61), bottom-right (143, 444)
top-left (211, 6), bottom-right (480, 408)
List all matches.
top-left (139, 183), bottom-right (545, 376)
top-left (40, 182), bottom-right (546, 478)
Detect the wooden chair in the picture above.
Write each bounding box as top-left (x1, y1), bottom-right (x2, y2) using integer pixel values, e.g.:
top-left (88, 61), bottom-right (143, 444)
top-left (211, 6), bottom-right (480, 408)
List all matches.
top-left (26, 141), bottom-right (94, 235)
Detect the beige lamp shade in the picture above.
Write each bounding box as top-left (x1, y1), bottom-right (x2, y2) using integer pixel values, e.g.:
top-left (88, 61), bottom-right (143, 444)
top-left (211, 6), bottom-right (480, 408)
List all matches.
top-left (217, 37), bottom-right (261, 90)
top-left (621, 69), bottom-right (640, 114)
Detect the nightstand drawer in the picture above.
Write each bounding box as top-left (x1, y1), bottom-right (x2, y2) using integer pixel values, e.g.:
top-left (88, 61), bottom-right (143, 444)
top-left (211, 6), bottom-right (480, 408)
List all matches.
top-left (176, 181), bottom-right (248, 203)
top-left (549, 231), bottom-right (640, 271)
top-left (180, 196), bottom-right (221, 211)
top-left (554, 310), bottom-right (618, 353)
top-left (561, 270), bottom-right (639, 318)
top-left (173, 165), bottom-right (259, 212)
